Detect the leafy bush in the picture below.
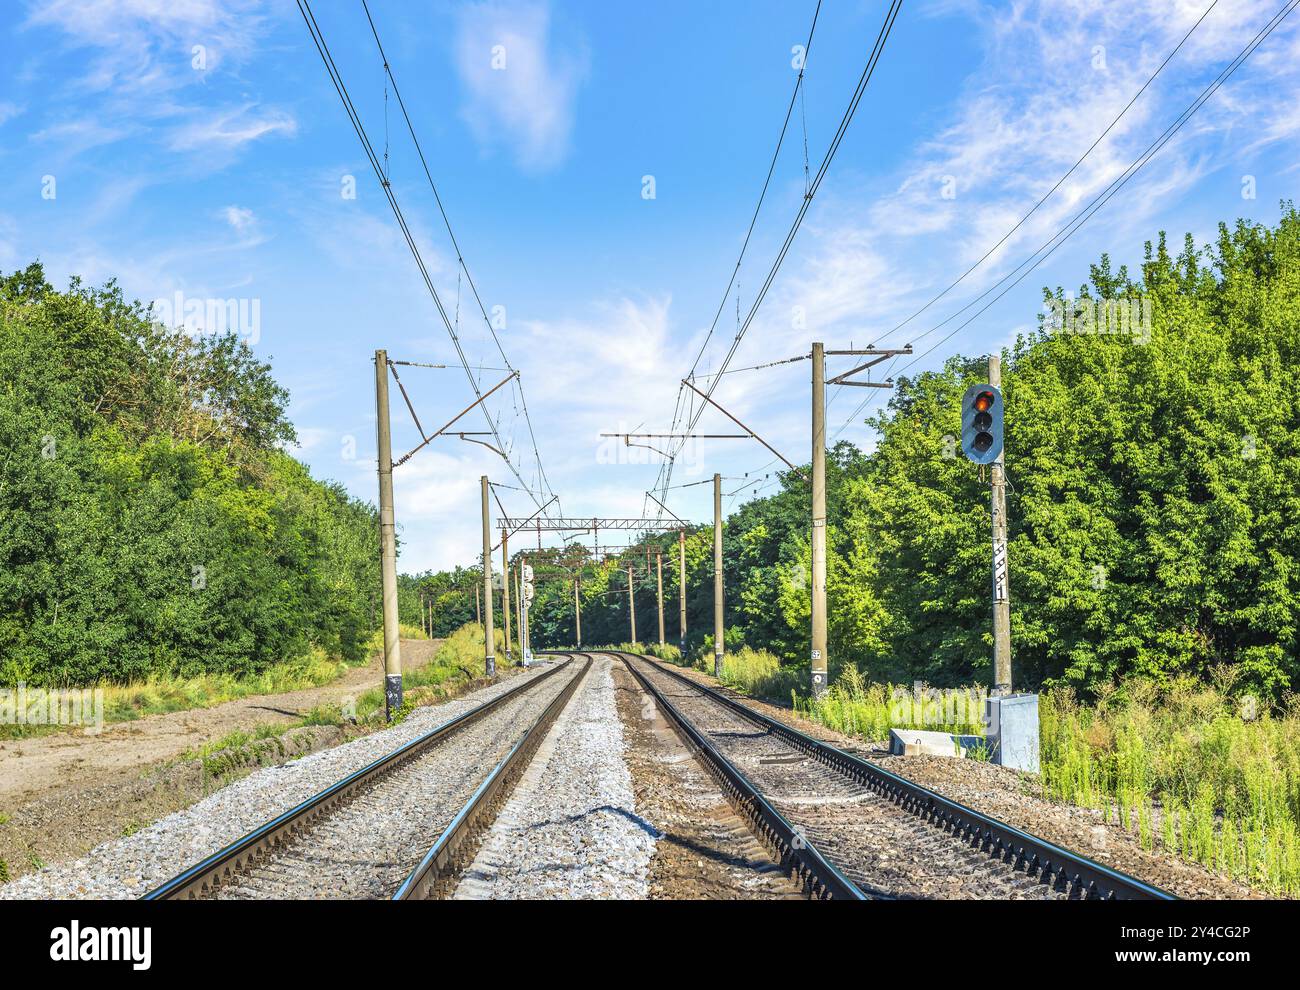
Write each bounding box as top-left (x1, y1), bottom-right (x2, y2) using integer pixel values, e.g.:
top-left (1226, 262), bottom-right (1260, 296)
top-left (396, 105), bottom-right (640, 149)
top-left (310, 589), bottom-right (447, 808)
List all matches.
top-left (0, 264), bottom-right (381, 686)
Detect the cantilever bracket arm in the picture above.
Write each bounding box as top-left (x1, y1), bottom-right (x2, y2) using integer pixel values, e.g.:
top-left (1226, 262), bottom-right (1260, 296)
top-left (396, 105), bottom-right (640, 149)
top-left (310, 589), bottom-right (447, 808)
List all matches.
top-left (394, 370), bottom-right (519, 467)
top-left (491, 495), bottom-right (559, 553)
top-left (644, 489), bottom-right (686, 526)
top-left (457, 433), bottom-right (508, 459)
top-left (624, 437), bottom-right (673, 460)
top-left (825, 345), bottom-right (913, 387)
top-left (681, 378), bottom-right (808, 481)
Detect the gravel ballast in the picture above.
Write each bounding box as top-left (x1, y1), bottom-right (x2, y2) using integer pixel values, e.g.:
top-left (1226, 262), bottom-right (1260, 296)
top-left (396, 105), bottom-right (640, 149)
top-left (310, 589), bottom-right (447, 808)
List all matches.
top-left (0, 662), bottom-right (560, 901)
top-left (610, 660), bottom-right (803, 899)
top-left (454, 655), bottom-right (655, 899)
top-left (635, 656), bottom-right (1259, 899)
top-left (627, 655), bottom-right (1059, 899)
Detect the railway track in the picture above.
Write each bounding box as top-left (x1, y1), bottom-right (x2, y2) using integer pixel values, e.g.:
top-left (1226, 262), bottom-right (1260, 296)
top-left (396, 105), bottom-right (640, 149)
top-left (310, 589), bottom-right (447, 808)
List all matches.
top-left (145, 654), bottom-right (591, 900)
top-left (617, 651), bottom-right (1174, 901)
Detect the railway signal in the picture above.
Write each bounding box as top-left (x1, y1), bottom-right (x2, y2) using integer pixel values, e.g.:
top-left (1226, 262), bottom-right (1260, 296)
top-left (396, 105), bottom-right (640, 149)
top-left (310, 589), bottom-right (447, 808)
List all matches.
top-left (960, 383), bottom-right (1004, 465)
top-left (978, 360), bottom-right (1012, 696)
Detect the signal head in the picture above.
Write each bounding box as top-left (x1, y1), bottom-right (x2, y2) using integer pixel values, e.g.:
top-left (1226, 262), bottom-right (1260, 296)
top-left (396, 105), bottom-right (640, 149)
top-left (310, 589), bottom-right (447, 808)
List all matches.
top-left (960, 383), bottom-right (1004, 465)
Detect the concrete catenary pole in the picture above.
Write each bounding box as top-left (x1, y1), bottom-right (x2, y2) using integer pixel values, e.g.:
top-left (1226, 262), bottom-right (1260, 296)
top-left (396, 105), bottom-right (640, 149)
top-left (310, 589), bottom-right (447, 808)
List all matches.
top-left (810, 341), bottom-right (829, 698)
top-left (374, 349), bottom-right (402, 720)
top-left (501, 529), bottom-right (512, 662)
top-left (627, 565), bottom-right (637, 644)
top-left (521, 556), bottom-right (530, 662)
top-left (989, 354), bottom-right (1013, 695)
top-left (574, 577), bottom-right (582, 647)
top-left (713, 472), bottom-right (725, 678)
top-left (678, 529), bottom-right (687, 653)
top-left (481, 476), bottom-right (496, 678)
top-left (656, 551), bottom-right (665, 647)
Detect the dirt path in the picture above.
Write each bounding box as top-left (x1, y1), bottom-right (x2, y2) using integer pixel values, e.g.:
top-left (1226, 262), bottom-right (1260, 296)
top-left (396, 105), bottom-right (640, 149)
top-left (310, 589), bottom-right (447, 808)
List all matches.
top-left (0, 639), bottom-right (440, 809)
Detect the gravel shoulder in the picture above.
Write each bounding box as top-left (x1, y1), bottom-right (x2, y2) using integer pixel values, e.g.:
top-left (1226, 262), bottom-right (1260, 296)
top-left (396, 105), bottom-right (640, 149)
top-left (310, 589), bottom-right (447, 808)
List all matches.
top-left (454, 655), bottom-right (655, 900)
top-left (213, 661), bottom-right (582, 899)
top-left (0, 639), bottom-right (457, 884)
top-left (0, 660), bottom-right (553, 900)
top-left (0, 638), bottom-right (444, 810)
top-left (640, 657), bottom-right (1259, 900)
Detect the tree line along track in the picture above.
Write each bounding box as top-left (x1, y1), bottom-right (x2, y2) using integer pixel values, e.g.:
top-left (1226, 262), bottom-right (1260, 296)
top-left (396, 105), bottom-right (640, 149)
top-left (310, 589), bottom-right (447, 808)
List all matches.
top-left (615, 652), bottom-right (1174, 901)
top-left (144, 655), bottom-right (592, 901)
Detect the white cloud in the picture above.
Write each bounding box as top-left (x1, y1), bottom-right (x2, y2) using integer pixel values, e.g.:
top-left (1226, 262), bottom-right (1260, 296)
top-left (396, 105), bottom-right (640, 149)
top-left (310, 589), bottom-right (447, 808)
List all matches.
top-left (512, 295), bottom-right (681, 434)
top-left (30, 118), bottom-right (133, 154)
top-left (0, 102), bottom-right (21, 126)
top-left (838, 0), bottom-right (1300, 366)
top-left (454, 0), bottom-right (589, 171)
top-left (222, 205), bottom-right (255, 232)
top-left (25, 0), bottom-right (264, 93)
top-left (169, 104), bottom-right (296, 151)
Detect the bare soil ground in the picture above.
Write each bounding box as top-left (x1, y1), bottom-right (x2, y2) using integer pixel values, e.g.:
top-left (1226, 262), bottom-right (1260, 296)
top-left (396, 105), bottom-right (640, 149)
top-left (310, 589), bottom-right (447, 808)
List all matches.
top-left (651, 659), bottom-right (1259, 900)
top-left (0, 639), bottom-right (447, 883)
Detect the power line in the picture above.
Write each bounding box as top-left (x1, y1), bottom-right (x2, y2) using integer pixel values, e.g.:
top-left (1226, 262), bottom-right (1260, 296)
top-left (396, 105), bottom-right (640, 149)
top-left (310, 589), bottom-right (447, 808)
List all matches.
top-left (359, 0), bottom-right (559, 514)
top-left (887, 0), bottom-right (1297, 380)
top-left (294, 0), bottom-right (558, 516)
top-left (659, 0), bottom-right (827, 514)
top-left (830, 0), bottom-right (1295, 444)
top-left (654, 0), bottom-right (904, 514)
top-left (869, 0), bottom-right (1220, 350)
top-left (681, 0), bottom-right (825, 385)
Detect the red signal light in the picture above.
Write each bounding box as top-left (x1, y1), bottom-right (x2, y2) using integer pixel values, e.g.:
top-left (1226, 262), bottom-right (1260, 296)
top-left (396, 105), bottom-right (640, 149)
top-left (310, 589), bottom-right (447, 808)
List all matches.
top-left (974, 390), bottom-right (994, 413)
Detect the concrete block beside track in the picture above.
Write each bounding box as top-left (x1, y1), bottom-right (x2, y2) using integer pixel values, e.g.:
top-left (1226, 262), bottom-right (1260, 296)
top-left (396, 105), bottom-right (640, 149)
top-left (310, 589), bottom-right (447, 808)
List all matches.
top-left (888, 728), bottom-right (984, 759)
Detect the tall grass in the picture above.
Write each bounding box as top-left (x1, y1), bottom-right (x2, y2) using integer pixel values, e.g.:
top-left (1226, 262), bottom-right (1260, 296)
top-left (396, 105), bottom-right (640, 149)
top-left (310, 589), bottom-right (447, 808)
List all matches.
top-left (1038, 679), bottom-right (1300, 896)
top-left (354, 622), bottom-right (505, 721)
top-left (794, 666), bottom-right (986, 739)
top-left (610, 642), bottom-right (681, 663)
top-left (1, 623), bottom-right (431, 740)
top-left (0, 647), bottom-right (352, 741)
top-left (794, 664), bottom-right (1300, 896)
top-left (696, 646), bottom-right (802, 700)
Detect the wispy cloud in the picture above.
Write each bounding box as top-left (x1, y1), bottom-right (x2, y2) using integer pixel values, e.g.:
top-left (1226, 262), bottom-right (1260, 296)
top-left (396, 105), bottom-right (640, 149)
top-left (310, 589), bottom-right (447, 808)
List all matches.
top-left (453, 0), bottom-right (589, 171)
top-left (25, 0), bottom-right (265, 93)
top-left (169, 104), bottom-right (297, 151)
top-left (30, 118), bottom-right (133, 155)
top-left (870, 0), bottom-right (1300, 271)
top-left (19, 0), bottom-right (292, 166)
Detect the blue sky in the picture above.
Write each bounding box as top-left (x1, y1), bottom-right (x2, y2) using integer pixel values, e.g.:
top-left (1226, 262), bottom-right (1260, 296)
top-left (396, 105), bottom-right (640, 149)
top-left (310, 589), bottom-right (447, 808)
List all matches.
top-left (3, 0), bottom-right (1299, 573)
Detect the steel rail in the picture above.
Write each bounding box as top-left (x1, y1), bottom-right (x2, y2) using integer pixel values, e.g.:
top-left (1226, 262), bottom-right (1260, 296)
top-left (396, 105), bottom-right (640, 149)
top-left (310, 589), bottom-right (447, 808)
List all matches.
top-left (615, 652), bottom-right (1175, 901)
top-left (143, 658), bottom-right (574, 900)
top-left (394, 655), bottom-right (594, 899)
top-left (619, 653), bottom-right (865, 900)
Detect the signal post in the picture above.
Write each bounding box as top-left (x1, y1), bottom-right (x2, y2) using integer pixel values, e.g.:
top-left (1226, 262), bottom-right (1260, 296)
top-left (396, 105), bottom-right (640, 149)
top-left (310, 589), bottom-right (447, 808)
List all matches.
top-left (959, 356), bottom-right (1036, 771)
top-left (988, 356), bottom-right (1011, 695)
